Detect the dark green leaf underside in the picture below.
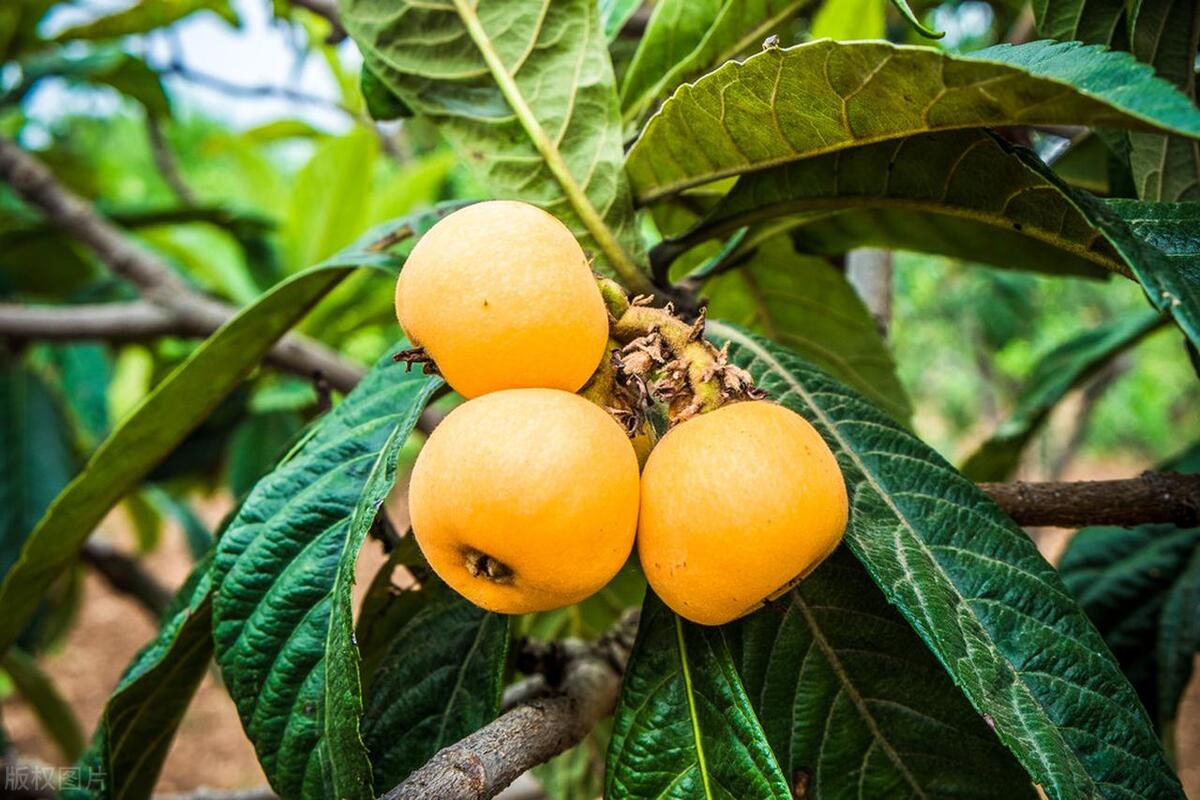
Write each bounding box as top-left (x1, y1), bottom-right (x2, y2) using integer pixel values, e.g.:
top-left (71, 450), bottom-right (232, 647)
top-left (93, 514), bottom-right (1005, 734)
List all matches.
top-left (728, 549), bottom-right (1035, 798)
top-left (212, 347), bottom-right (439, 798)
top-left (1059, 524), bottom-right (1200, 727)
top-left (361, 579), bottom-right (511, 788)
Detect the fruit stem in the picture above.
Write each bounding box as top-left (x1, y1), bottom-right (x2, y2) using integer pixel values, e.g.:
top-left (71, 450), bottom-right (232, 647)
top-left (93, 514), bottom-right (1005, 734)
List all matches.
top-left (604, 292), bottom-right (763, 425)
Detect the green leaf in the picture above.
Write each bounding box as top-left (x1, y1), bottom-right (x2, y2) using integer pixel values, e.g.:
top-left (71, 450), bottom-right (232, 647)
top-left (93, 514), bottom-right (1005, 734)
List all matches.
top-left (1031, 0), bottom-right (1126, 44)
top-left (61, 558), bottom-right (214, 800)
top-left (706, 322), bottom-right (1184, 800)
top-left (1103, 200), bottom-right (1200, 351)
top-left (727, 549), bottom-right (1034, 798)
top-left (663, 129), bottom-right (1121, 279)
top-left (622, 0), bottom-right (813, 124)
top-left (622, 0), bottom-right (723, 120)
top-left (212, 347), bottom-right (440, 798)
top-left (0, 360), bottom-right (76, 584)
top-left (284, 129), bottom-right (378, 272)
top-left (0, 227), bottom-right (100, 298)
top-left (669, 131), bottom-right (1200, 355)
top-left (961, 308), bottom-right (1165, 481)
top-left (360, 62), bottom-right (412, 121)
top-left (599, 0), bottom-right (642, 40)
top-left (1, 647), bottom-right (85, 762)
top-left (45, 343), bottom-right (112, 447)
top-left (625, 39), bottom-right (1200, 203)
top-left (606, 591), bottom-right (792, 800)
top-left (52, 0), bottom-right (239, 42)
top-left (1059, 525), bottom-right (1200, 729)
top-left (1159, 543), bottom-right (1200, 729)
top-left (0, 217), bottom-right (421, 659)
top-left (143, 486), bottom-right (213, 561)
top-left (702, 237), bottom-right (912, 423)
top-left (1127, 0), bottom-right (1200, 201)
top-left (360, 579), bottom-right (511, 788)
top-left (338, 0), bottom-right (653, 293)
top-left (811, 0), bottom-right (885, 40)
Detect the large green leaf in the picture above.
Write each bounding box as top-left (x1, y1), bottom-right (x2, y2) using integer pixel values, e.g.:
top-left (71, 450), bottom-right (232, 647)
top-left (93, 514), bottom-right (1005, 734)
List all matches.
top-left (727, 549), bottom-right (1034, 798)
top-left (706, 322), bottom-right (1183, 800)
top-left (1128, 0), bottom-right (1200, 201)
top-left (961, 308), bottom-right (1165, 481)
top-left (702, 237), bottom-right (911, 422)
top-left (338, 0), bottom-right (653, 293)
top-left (0, 216), bottom-right (426, 658)
top-left (606, 591), bottom-right (792, 800)
top-left (621, 0), bottom-right (812, 124)
top-left (625, 39), bottom-right (1200, 203)
top-left (1059, 525), bottom-right (1200, 729)
top-left (360, 579), bottom-right (511, 788)
top-left (670, 131), bottom-right (1200, 354)
top-left (663, 129), bottom-right (1122, 279)
top-left (213, 347), bottom-right (440, 798)
top-left (60, 558), bottom-right (214, 800)
top-left (1, 647), bottom-right (85, 762)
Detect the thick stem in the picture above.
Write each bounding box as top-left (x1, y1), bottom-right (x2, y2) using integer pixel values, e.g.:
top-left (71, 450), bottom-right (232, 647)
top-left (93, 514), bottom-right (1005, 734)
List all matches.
top-left (382, 610), bottom-right (639, 800)
top-left (980, 472), bottom-right (1200, 528)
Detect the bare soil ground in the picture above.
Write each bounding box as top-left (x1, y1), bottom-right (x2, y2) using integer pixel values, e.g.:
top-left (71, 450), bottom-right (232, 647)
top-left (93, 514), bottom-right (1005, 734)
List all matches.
top-left (3, 465), bottom-right (1198, 797)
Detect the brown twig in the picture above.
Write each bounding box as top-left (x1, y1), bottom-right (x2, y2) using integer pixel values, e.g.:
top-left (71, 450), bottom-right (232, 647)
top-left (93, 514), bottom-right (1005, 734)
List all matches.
top-left (144, 116), bottom-right (196, 207)
top-left (0, 302), bottom-right (197, 341)
top-left (980, 472), bottom-right (1200, 528)
top-left (80, 540), bottom-right (173, 619)
top-left (383, 610), bottom-right (639, 800)
top-left (286, 0), bottom-right (346, 41)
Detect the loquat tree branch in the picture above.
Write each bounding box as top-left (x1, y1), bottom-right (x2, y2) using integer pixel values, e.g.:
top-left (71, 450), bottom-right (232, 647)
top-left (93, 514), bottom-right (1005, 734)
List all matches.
top-left (0, 301), bottom-right (199, 341)
top-left (0, 135), bottom-right (365, 393)
top-left (383, 610), bottom-right (640, 800)
top-left (979, 472), bottom-right (1200, 529)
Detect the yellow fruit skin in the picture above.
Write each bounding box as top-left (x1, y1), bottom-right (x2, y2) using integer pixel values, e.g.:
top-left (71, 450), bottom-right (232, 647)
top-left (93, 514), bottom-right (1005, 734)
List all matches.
top-left (637, 401), bottom-right (848, 626)
top-left (395, 201), bottom-right (609, 399)
top-left (408, 389), bottom-right (640, 614)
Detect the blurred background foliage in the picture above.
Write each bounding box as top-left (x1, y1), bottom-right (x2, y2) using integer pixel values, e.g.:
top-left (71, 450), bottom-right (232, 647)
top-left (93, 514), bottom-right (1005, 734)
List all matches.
top-left (1, 0), bottom-right (1198, 784)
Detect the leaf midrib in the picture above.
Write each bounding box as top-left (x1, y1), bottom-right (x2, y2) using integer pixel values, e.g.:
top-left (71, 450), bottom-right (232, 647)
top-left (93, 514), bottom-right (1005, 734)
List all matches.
top-left (674, 616), bottom-right (715, 800)
top-left (449, 0), bottom-right (652, 294)
top-left (709, 321), bottom-right (1091, 795)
